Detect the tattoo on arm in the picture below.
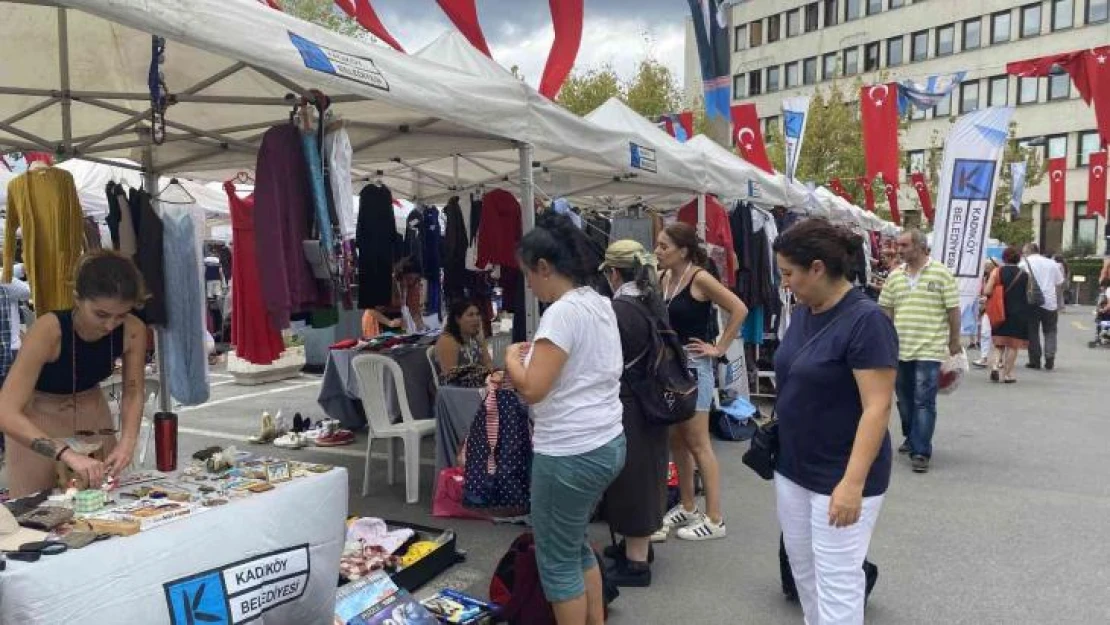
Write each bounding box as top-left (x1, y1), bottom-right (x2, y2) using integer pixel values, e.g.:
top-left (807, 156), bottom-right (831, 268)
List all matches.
top-left (30, 438), bottom-right (58, 459)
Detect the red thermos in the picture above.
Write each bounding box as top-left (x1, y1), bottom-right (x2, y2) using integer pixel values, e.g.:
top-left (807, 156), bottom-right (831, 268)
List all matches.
top-left (154, 412), bottom-right (178, 472)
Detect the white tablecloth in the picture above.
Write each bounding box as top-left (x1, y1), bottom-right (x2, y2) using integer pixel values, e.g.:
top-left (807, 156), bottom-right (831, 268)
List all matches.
top-left (0, 468), bottom-right (348, 625)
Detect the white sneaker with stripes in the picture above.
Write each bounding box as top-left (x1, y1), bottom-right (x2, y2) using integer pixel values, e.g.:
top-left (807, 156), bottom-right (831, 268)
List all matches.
top-left (676, 515), bottom-right (726, 541)
top-left (662, 504), bottom-right (701, 531)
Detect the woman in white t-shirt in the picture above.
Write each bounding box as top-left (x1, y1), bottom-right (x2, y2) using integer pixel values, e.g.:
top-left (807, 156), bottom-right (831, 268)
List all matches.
top-left (504, 212), bottom-right (626, 625)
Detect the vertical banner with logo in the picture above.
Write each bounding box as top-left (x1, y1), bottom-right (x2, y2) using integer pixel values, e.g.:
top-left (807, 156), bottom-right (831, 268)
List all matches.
top-left (687, 0), bottom-right (731, 119)
top-left (781, 96), bottom-right (811, 182)
top-left (1088, 151), bottom-right (1107, 217)
top-left (1048, 157), bottom-right (1067, 220)
top-left (1010, 161), bottom-right (1027, 219)
top-left (931, 107), bottom-right (1014, 276)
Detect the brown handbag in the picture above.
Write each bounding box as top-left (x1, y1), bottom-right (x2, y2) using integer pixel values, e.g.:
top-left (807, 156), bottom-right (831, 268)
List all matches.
top-left (986, 267), bottom-right (1022, 329)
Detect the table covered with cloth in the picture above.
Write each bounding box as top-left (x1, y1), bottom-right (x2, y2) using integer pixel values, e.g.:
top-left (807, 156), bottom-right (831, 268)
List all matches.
top-left (0, 467), bottom-right (348, 625)
top-left (317, 345), bottom-right (435, 429)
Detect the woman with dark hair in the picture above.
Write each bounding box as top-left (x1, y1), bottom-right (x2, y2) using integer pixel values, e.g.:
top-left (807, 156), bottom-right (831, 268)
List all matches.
top-left (0, 250), bottom-right (149, 496)
top-left (772, 219), bottom-right (898, 624)
top-left (434, 298), bottom-right (492, 378)
top-left (504, 212), bottom-right (625, 625)
top-left (362, 257), bottom-right (426, 336)
top-left (981, 246), bottom-right (1030, 383)
top-left (598, 240), bottom-right (670, 588)
top-left (655, 222), bottom-right (747, 542)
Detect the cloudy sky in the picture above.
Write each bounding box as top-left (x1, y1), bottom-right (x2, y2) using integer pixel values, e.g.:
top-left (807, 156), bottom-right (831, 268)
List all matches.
top-left (375, 0), bottom-right (689, 85)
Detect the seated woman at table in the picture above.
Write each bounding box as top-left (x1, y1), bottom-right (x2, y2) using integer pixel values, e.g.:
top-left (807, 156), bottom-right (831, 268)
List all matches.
top-left (0, 251), bottom-right (148, 497)
top-left (362, 257), bottom-right (427, 336)
top-left (435, 298), bottom-right (492, 384)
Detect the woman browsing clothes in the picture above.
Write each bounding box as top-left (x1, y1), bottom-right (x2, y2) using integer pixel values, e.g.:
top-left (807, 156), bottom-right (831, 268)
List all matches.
top-left (772, 219), bottom-right (898, 624)
top-left (504, 212), bottom-right (626, 625)
top-left (434, 298), bottom-right (493, 383)
top-left (0, 251), bottom-right (149, 496)
top-left (655, 223), bottom-right (747, 541)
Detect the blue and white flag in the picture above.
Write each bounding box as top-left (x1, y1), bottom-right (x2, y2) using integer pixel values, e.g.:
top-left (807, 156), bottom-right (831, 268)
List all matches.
top-left (1010, 162), bottom-right (1027, 219)
top-left (687, 0), bottom-right (731, 119)
top-left (898, 71), bottom-right (967, 116)
top-left (781, 96), bottom-right (811, 182)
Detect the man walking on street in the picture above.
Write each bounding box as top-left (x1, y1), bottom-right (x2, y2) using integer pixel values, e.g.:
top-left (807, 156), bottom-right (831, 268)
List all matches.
top-left (879, 230), bottom-right (961, 474)
top-left (1022, 243), bottom-right (1065, 371)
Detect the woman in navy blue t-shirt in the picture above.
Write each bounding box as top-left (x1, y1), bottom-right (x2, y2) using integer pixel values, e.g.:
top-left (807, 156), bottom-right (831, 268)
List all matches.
top-left (772, 219), bottom-right (898, 624)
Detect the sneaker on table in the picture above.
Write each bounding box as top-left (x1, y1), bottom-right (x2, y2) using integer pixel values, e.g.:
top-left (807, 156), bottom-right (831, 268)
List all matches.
top-left (676, 515), bottom-right (726, 541)
top-left (662, 504), bottom-right (700, 530)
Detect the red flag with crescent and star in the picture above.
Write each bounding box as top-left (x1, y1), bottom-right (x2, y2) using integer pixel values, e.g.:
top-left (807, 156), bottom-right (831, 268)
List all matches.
top-left (1089, 151), bottom-right (1108, 218)
top-left (860, 83), bottom-right (901, 186)
top-left (857, 176), bottom-right (876, 212)
top-left (883, 181), bottom-right (901, 226)
top-left (1007, 46), bottom-right (1110, 146)
top-left (730, 103), bottom-right (773, 173)
top-left (910, 171), bottom-right (933, 222)
top-left (1048, 157), bottom-right (1067, 220)
top-left (830, 177), bottom-right (854, 203)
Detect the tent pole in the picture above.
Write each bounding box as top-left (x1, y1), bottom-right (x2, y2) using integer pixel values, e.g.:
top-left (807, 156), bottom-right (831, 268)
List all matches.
top-left (57, 7), bottom-right (72, 154)
top-left (141, 141), bottom-right (171, 413)
top-left (518, 143), bottom-right (537, 338)
top-left (697, 193), bottom-right (707, 241)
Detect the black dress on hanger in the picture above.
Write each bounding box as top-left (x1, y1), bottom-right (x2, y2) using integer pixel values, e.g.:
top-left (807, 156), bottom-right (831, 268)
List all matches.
top-left (356, 183), bottom-right (400, 309)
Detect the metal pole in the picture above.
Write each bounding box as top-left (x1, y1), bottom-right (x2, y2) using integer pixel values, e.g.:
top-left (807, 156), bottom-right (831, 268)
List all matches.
top-left (696, 192), bottom-right (707, 241)
top-left (57, 7), bottom-right (72, 155)
top-left (140, 138), bottom-right (172, 413)
top-left (518, 143), bottom-right (538, 338)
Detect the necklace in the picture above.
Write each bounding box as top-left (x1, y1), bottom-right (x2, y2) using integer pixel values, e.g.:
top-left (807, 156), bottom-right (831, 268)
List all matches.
top-left (664, 263), bottom-right (694, 305)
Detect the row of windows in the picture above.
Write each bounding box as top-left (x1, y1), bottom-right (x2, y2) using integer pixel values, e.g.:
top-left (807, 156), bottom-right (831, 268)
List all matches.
top-left (904, 130), bottom-right (1104, 174)
top-left (733, 0), bottom-right (1109, 98)
top-left (734, 0), bottom-right (1108, 52)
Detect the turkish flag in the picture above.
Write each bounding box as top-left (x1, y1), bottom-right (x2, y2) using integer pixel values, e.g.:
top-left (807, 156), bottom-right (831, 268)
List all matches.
top-left (336, 0), bottom-right (405, 52)
top-left (436, 0), bottom-right (491, 56)
top-left (678, 111), bottom-right (695, 142)
top-left (1048, 157), bottom-right (1067, 220)
top-left (884, 182), bottom-right (901, 226)
top-left (660, 117), bottom-right (676, 137)
top-left (860, 83), bottom-right (901, 185)
top-left (830, 177), bottom-right (854, 203)
top-left (910, 171), bottom-right (933, 222)
top-left (538, 0), bottom-right (584, 98)
top-left (1082, 47), bottom-right (1110, 148)
top-left (1090, 151), bottom-right (1108, 218)
top-left (857, 176), bottom-right (876, 212)
top-left (730, 104), bottom-right (773, 173)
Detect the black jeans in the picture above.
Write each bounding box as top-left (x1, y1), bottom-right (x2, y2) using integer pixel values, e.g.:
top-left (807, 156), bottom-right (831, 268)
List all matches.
top-left (1027, 308), bottom-right (1059, 365)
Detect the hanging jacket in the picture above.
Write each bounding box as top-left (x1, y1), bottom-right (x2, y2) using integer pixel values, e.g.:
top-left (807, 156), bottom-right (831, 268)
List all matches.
top-left (356, 183), bottom-right (400, 309)
top-left (443, 197), bottom-right (469, 300)
top-left (476, 189), bottom-right (521, 269)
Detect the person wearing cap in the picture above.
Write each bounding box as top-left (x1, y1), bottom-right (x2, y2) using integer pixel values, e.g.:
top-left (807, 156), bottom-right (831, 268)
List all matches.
top-left (596, 240), bottom-right (670, 587)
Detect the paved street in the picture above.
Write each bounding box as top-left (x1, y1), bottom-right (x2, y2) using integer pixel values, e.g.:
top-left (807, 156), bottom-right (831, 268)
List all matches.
top-left (36, 308), bottom-right (1109, 623)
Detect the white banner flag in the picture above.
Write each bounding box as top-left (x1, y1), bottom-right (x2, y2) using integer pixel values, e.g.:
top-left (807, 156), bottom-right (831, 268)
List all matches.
top-left (1010, 161), bottom-right (1027, 218)
top-left (781, 96), bottom-right (811, 182)
top-left (930, 107), bottom-right (1014, 279)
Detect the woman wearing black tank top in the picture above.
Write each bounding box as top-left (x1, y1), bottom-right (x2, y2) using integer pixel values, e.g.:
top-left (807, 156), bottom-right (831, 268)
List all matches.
top-left (655, 223), bottom-right (748, 542)
top-left (0, 251), bottom-right (148, 496)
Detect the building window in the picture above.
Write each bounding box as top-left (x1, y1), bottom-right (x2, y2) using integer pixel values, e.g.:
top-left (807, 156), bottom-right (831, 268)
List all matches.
top-left (1048, 72), bottom-right (1070, 100)
top-left (865, 42), bottom-right (881, 71)
top-left (845, 0), bottom-right (862, 21)
top-left (890, 0), bottom-right (906, 7)
top-left (1047, 134), bottom-right (1068, 159)
top-left (785, 62), bottom-right (800, 88)
top-left (988, 76), bottom-right (1009, 107)
top-left (960, 81), bottom-right (980, 114)
top-left (933, 92), bottom-right (952, 117)
top-left (962, 18), bottom-right (981, 50)
top-left (824, 0), bottom-right (839, 26)
top-left (887, 36), bottom-right (904, 67)
top-left (843, 48), bottom-right (859, 75)
top-left (803, 57), bottom-right (818, 85)
top-left (1018, 77), bottom-right (1039, 104)
top-left (768, 14), bottom-right (781, 43)
top-left (767, 66), bottom-right (781, 93)
top-left (908, 150), bottom-right (925, 173)
top-left (805, 3), bottom-right (820, 31)
top-left (1089, 0), bottom-right (1109, 23)
top-left (1079, 131), bottom-right (1102, 166)
top-left (748, 70), bottom-right (762, 96)
top-left (992, 10), bottom-right (1012, 43)
top-left (1021, 3), bottom-right (1043, 37)
top-left (911, 30), bottom-right (928, 62)
top-left (733, 74), bottom-right (746, 100)
top-left (867, 0), bottom-right (883, 15)
top-left (1053, 0), bottom-right (1075, 29)
top-left (787, 9), bottom-right (801, 37)
top-left (935, 24), bottom-right (955, 56)
top-left (734, 25), bottom-right (748, 51)
top-left (750, 20), bottom-right (763, 47)
top-left (1075, 203), bottom-right (1098, 246)
top-left (823, 52), bottom-right (839, 79)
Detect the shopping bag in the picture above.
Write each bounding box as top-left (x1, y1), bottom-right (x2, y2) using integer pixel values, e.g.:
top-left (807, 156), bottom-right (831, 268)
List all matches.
top-left (938, 350), bottom-right (969, 395)
top-left (432, 468), bottom-right (489, 520)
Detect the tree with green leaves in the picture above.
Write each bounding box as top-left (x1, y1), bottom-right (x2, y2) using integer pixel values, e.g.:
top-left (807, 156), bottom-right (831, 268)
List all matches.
top-left (557, 58), bottom-right (683, 120)
top-left (280, 0), bottom-right (364, 39)
top-left (991, 122), bottom-right (1046, 246)
top-left (555, 66), bottom-right (623, 116)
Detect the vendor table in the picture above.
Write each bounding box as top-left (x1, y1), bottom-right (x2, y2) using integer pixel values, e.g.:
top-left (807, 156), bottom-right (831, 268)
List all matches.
top-left (434, 386), bottom-right (484, 472)
top-left (0, 468), bottom-right (348, 625)
top-left (317, 346), bottom-right (435, 430)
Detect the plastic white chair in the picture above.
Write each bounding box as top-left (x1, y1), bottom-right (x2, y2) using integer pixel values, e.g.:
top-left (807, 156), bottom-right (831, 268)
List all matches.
top-left (426, 346), bottom-right (440, 391)
top-left (351, 354), bottom-right (436, 504)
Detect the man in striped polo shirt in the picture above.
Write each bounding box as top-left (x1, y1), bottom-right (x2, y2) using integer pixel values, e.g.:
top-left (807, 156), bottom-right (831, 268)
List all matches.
top-left (878, 230), bottom-right (961, 474)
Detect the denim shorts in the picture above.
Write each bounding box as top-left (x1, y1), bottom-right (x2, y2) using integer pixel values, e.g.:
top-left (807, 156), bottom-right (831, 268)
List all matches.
top-left (686, 353), bottom-right (716, 412)
top-left (530, 434), bottom-right (626, 602)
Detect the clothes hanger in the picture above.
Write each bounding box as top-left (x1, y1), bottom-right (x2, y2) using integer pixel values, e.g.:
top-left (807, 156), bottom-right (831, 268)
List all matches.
top-left (233, 170), bottom-right (254, 185)
top-left (156, 178), bottom-right (195, 204)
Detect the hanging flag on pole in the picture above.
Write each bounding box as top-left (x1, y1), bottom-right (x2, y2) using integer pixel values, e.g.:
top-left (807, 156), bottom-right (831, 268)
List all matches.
top-left (857, 176), bottom-right (876, 212)
top-left (930, 107), bottom-right (1015, 278)
top-left (1010, 162), bottom-right (1027, 219)
top-left (687, 0), bottom-right (731, 119)
top-left (730, 104), bottom-right (774, 173)
top-left (1088, 151), bottom-right (1107, 217)
top-left (910, 171), bottom-right (933, 223)
top-left (1048, 157), bottom-right (1067, 220)
top-left (884, 181), bottom-right (902, 225)
top-left (1007, 46), bottom-right (1110, 146)
top-left (897, 72), bottom-right (967, 116)
top-left (861, 83), bottom-right (901, 187)
top-left (781, 96), bottom-right (811, 182)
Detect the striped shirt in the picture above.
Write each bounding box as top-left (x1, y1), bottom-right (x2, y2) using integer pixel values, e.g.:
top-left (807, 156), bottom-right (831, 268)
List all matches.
top-left (878, 260), bottom-right (958, 361)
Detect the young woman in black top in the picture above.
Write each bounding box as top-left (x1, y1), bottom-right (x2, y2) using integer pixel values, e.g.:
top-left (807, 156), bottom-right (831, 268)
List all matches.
top-left (0, 251), bottom-right (148, 496)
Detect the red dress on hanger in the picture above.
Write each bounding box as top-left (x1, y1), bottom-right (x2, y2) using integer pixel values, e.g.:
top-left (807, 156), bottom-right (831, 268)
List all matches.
top-left (225, 181), bottom-right (285, 364)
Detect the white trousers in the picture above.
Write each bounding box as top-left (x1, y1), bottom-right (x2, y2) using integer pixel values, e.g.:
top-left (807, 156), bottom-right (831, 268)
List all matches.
top-left (775, 473), bottom-right (884, 625)
top-left (979, 314), bottom-right (992, 358)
